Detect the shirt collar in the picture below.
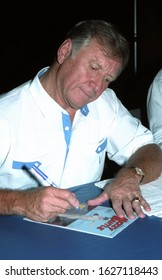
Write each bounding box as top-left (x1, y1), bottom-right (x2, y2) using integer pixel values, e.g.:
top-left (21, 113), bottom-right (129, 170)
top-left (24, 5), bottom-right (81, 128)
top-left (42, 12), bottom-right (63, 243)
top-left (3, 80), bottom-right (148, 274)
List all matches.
top-left (29, 67), bottom-right (90, 118)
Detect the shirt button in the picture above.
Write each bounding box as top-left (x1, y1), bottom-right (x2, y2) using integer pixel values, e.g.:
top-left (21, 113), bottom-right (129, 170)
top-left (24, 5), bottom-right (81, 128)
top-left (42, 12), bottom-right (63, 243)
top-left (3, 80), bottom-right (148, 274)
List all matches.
top-left (65, 126), bottom-right (69, 131)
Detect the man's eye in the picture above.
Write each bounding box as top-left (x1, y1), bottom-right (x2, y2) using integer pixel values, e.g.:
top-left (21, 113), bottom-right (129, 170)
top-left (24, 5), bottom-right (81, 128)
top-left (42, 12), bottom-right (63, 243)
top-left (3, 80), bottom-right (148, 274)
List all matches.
top-left (105, 78), bottom-right (110, 83)
top-left (91, 65), bottom-right (98, 71)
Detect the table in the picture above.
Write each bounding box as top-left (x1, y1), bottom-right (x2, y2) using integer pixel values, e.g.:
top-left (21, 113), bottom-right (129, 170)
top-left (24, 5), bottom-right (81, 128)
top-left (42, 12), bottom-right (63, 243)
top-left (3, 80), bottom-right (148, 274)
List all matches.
top-left (0, 182), bottom-right (162, 260)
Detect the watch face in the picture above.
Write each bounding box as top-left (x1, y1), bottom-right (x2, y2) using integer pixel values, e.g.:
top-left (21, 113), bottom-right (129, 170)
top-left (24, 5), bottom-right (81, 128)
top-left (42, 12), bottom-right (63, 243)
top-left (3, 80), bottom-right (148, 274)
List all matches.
top-left (135, 167), bottom-right (144, 176)
top-left (127, 166), bottom-right (145, 183)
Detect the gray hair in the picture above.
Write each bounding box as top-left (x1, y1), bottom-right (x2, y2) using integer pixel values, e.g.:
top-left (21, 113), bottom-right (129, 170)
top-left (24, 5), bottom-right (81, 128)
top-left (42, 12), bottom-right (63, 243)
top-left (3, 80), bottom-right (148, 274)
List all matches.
top-left (64, 19), bottom-right (130, 73)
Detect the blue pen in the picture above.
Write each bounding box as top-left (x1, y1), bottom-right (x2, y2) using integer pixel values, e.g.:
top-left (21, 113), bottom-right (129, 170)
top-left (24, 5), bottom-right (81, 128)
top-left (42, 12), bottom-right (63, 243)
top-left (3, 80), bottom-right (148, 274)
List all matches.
top-left (22, 164), bottom-right (59, 188)
top-left (30, 165), bottom-right (59, 188)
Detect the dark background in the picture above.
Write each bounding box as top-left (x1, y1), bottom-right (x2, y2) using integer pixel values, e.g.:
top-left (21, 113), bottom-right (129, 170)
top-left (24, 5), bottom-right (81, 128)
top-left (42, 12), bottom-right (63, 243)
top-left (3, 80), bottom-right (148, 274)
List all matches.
top-left (1, 0), bottom-right (162, 124)
top-left (1, 0), bottom-right (162, 177)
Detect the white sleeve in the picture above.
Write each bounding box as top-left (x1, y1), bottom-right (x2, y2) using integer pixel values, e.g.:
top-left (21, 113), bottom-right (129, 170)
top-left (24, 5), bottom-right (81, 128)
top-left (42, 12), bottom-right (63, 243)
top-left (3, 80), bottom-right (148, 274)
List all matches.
top-left (103, 92), bottom-right (155, 165)
top-left (147, 69), bottom-right (162, 148)
top-left (0, 120), bottom-right (11, 167)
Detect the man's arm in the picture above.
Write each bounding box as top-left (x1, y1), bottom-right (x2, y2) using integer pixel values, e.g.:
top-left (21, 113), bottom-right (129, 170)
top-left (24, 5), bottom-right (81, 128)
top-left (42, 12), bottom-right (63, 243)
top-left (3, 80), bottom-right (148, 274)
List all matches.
top-left (124, 143), bottom-right (162, 184)
top-left (0, 190), bottom-right (25, 216)
top-left (0, 187), bottom-right (79, 222)
top-left (88, 143), bottom-right (162, 219)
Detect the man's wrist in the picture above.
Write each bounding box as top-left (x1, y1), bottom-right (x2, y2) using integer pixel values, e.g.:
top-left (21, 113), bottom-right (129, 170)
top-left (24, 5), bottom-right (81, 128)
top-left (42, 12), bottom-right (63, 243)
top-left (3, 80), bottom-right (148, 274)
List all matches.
top-left (126, 166), bottom-right (145, 184)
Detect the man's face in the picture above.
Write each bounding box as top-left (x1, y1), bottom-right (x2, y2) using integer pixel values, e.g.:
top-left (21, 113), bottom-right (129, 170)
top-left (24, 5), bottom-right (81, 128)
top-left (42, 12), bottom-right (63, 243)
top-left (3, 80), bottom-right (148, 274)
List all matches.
top-left (55, 39), bottom-right (122, 111)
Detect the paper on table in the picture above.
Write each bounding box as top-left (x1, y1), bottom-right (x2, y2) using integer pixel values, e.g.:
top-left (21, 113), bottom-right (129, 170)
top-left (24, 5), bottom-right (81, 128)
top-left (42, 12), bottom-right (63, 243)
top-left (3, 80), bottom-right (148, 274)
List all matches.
top-left (140, 174), bottom-right (162, 217)
top-left (95, 174), bottom-right (162, 218)
top-left (95, 179), bottom-right (113, 189)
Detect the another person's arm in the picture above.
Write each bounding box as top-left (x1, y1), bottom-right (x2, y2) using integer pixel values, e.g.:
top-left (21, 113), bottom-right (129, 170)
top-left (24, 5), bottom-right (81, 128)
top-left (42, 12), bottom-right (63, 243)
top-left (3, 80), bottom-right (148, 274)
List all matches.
top-left (147, 69), bottom-right (162, 148)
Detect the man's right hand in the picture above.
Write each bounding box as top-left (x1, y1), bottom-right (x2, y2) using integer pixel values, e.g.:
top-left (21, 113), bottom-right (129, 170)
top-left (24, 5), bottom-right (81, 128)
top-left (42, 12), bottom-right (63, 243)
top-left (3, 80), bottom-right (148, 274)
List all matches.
top-left (16, 186), bottom-right (80, 222)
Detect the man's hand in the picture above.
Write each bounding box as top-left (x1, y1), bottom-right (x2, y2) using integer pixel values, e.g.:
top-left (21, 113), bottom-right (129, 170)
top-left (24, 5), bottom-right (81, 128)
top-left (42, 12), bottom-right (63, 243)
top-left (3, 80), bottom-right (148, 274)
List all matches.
top-left (18, 187), bottom-right (80, 222)
top-left (88, 173), bottom-right (151, 220)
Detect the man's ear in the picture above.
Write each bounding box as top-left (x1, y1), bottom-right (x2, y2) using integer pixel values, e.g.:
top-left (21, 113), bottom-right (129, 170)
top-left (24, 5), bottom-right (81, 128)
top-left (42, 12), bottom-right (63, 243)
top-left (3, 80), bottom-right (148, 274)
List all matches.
top-left (57, 39), bottom-right (72, 64)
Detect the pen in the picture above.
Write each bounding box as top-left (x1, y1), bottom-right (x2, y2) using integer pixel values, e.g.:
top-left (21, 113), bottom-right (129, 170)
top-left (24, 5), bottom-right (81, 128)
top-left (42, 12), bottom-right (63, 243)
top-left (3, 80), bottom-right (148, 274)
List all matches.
top-left (31, 165), bottom-right (59, 188)
top-left (22, 165), bottom-right (59, 188)
top-left (22, 165), bottom-right (43, 186)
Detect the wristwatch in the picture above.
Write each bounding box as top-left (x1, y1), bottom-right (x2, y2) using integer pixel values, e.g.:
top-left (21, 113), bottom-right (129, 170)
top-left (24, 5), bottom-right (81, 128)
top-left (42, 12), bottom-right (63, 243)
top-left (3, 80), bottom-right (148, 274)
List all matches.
top-left (127, 166), bottom-right (145, 184)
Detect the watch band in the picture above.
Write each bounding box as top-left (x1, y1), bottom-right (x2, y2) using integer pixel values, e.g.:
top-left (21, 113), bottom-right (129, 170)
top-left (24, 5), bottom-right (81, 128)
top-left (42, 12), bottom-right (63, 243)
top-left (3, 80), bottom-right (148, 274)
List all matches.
top-left (126, 166), bottom-right (145, 183)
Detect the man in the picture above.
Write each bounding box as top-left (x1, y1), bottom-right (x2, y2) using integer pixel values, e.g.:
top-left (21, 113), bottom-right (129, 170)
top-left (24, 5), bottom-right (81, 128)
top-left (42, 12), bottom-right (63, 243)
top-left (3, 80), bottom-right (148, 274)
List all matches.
top-left (0, 20), bottom-right (162, 222)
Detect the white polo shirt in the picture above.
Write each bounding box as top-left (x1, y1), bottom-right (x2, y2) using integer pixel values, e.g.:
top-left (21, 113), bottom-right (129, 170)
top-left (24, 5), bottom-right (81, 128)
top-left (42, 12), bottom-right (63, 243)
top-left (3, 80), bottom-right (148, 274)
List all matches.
top-left (0, 67), bottom-right (154, 190)
top-left (147, 69), bottom-right (162, 148)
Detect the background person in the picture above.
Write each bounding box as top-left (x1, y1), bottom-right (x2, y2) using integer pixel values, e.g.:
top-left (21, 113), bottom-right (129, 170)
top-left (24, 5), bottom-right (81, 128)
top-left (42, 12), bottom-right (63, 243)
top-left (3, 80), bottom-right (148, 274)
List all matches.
top-left (147, 68), bottom-right (162, 148)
